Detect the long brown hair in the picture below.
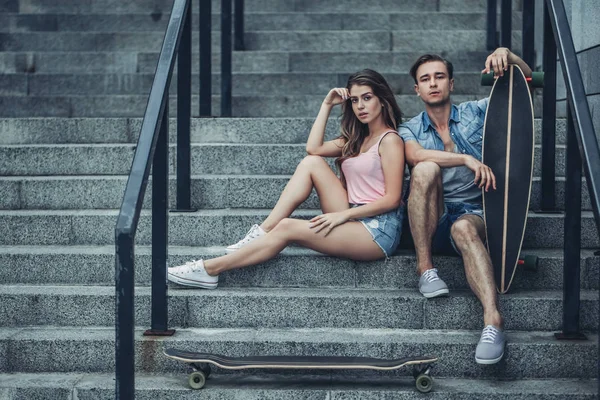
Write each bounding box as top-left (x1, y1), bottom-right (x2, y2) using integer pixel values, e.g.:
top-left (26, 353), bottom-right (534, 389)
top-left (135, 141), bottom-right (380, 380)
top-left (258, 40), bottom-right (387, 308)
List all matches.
top-left (335, 69), bottom-right (403, 183)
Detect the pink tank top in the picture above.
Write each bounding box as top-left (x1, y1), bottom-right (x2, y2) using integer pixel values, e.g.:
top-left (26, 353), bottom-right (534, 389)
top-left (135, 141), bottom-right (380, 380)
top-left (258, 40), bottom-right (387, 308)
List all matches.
top-left (341, 130), bottom-right (397, 205)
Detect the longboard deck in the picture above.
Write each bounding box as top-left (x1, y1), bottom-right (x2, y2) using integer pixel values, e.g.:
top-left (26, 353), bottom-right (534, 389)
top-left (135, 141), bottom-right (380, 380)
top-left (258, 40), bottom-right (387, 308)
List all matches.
top-left (164, 348), bottom-right (438, 370)
top-left (482, 64), bottom-right (535, 293)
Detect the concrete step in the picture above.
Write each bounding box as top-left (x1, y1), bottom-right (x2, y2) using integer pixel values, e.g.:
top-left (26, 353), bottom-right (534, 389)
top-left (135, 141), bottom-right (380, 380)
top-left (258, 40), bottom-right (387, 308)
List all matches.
top-left (0, 175), bottom-right (592, 212)
top-left (0, 246), bottom-right (597, 290)
top-left (0, 373), bottom-right (597, 399)
top-left (3, 72), bottom-right (491, 96)
top-left (0, 94), bottom-right (484, 117)
top-left (0, 11), bottom-right (523, 32)
top-left (0, 285), bottom-right (597, 331)
top-left (0, 327), bottom-right (596, 379)
top-left (0, 209), bottom-right (597, 248)
top-left (0, 143), bottom-right (567, 177)
top-left (0, 30), bottom-right (521, 52)
top-left (0, 50), bottom-right (493, 75)
top-left (8, 0), bottom-right (522, 14)
top-left (0, 117), bottom-right (568, 145)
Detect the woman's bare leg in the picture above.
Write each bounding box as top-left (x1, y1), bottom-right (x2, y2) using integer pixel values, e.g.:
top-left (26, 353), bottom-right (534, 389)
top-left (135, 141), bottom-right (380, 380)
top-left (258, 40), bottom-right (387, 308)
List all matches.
top-left (205, 218), bottom-right (383, 275)
top-left (261, 155), bottom-right (349, 231)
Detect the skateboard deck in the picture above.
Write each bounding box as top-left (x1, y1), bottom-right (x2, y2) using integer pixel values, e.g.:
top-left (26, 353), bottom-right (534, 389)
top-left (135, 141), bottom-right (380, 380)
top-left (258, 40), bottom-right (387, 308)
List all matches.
top-left (482, 64), bottom-right (535, 294)
top-left (164, 348), bottom-right (438, 393)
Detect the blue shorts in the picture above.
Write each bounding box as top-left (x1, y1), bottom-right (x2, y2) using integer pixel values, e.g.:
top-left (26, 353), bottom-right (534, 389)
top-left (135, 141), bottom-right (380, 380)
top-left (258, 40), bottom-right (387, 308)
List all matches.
top-left (354, 205), bottom-right (404, 258)
top-left (433, 202), bottom-right (484, 255)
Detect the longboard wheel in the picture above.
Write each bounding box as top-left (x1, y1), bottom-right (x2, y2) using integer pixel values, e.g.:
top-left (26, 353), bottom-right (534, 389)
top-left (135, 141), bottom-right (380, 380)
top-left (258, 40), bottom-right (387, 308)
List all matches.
top-left (529, 71), bottom-right (544, 88)
top-left (188, 371), bottom-right (206, 390)
top-left (519, 255), bottom-right (539, 271)
top-left (415, 373), bottom-right (434, 393)
top-left (481, 72), bottom-right (495, 86)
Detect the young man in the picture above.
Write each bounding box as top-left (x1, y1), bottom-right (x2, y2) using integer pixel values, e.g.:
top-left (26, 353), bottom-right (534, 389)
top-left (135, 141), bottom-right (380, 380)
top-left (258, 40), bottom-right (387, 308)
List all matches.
top-left (399, 48), bottom-right (532, 364)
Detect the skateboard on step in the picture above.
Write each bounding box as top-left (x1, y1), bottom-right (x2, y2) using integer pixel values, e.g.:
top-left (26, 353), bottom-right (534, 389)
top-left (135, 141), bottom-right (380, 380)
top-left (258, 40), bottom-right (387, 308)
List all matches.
top-left (481, 65), bottom-right (544, 293)
top-left (163, 348), bottom-right (438, 393)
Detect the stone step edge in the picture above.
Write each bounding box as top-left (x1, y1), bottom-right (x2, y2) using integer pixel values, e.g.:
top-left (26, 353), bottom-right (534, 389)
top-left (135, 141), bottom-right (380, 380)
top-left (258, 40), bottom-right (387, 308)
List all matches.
top-left (2, 284), bottom-right (597, 299)
top-left (2, 326), bottom-right (597, 345)
top-left (0, 143), bottom-right (567, 149)
top-left (0, 373), bottom-right (596, 397)
top-left (0, 209), bottom-right (593, 218)
top-left (0, 244), bottom-right (595, 258)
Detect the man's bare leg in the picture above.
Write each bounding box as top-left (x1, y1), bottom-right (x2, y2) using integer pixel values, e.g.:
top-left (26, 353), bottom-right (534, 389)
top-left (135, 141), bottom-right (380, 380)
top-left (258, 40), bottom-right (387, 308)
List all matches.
top-left (407, 161), bottom-right (445, 275)
top-left (451, 215), bottom-right (503, 328)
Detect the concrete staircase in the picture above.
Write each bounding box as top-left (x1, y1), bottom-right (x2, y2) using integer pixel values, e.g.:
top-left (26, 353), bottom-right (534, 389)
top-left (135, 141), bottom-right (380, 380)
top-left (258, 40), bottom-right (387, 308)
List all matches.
top-left (0, 0), bottom-right (598, 398)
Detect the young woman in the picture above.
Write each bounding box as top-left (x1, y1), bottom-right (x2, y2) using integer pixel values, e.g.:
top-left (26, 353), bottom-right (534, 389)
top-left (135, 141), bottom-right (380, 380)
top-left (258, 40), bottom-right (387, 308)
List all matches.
top-left (168, 69), bottom-right (406, 289)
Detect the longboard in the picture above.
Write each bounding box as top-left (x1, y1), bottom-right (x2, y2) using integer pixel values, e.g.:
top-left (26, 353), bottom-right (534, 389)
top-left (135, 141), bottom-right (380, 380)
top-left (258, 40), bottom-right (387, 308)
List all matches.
top-left (481, 65), bottom-right (540, 293)
top-left (164, 348), bottom-right (438, 393)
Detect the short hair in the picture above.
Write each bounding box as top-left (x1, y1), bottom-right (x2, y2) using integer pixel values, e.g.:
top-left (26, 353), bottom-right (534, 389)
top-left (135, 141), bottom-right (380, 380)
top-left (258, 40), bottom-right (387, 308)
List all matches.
top-left (409, 54), bottom-right (454, 83)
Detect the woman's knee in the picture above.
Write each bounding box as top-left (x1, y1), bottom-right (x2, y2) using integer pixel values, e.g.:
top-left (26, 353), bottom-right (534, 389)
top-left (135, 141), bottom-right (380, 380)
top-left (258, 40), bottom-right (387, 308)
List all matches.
top-left (298, 155), bottom-right (327, 171)
top-left (270, 218), bottom-right (301, 240)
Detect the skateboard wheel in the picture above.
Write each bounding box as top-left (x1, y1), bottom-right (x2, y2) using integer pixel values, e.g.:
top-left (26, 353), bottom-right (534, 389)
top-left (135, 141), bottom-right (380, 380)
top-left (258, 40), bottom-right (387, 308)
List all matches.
top-left (188, 371), bottom-right (206, 390)
top-left (481, 72), bottom-right (495, 86)
top-left (415, 373), bottom-right (434, 393)
top-left (521, 255), bottom-right (539, 271)
top-left (530, 71), bottom-right (544, 88)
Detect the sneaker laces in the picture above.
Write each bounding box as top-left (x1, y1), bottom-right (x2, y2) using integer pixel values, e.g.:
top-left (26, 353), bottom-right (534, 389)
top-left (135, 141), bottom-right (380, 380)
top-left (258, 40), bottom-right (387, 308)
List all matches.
top-left (234, 224), bottom-right (262, 246)
top-left (480, 325), bottom-right (499, 344)
top-left (421, 268), bottom-right (441, 283)
top-left (173, 259), bottom-right (204, 274)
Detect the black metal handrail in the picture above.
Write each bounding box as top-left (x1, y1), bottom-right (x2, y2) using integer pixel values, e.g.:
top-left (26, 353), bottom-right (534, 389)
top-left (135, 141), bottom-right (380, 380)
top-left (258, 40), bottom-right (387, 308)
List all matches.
top-left (543, 0), bottom-right (600, 335)
top-left (199, 0), bottom-right (245, 117)
top-left (114, 0), bottom-right (192, 398)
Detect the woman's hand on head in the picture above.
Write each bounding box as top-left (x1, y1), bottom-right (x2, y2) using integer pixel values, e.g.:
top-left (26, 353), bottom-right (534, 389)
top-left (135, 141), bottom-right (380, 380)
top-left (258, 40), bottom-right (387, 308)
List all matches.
top-left (309, 211), bottom-right (349, 236)
top-left (323, 88), bottom-right (350, 107)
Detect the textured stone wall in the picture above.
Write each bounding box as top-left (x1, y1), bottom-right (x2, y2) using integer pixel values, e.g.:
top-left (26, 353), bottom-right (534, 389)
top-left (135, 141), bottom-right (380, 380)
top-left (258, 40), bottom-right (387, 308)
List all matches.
top-left (534, 0), bottom-right (599, 140)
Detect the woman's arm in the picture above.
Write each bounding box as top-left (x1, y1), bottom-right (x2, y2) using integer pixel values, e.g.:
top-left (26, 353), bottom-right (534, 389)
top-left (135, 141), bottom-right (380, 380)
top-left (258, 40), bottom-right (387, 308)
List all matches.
top-left (306, 88), bottom-right (348, 157)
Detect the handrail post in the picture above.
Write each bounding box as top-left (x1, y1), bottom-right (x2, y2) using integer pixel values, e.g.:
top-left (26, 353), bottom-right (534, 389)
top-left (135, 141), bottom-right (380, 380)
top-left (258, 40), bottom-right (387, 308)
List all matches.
top-left (234, 0), bottom-right (245, 50)
top-left (501, 0), bottom-right (511, 48)
top-left (115, 232), bottom-right (135, 400)
top-left (487, 0), bottom-right (498, 50)
top-left (221, 0), bottom-right (233, 116)
top-left (199, 0), bottom-right (212, 116)
top-left (145, 98), bottom-right (175, 337)
top-left (555, 100), bottom-right (586, 341)
top-left (175, 0), bottom-right (194, 211)
top-left (522, 0), bottom-right (535, 68)
top-left (541, 2), bottom-right (557, 211)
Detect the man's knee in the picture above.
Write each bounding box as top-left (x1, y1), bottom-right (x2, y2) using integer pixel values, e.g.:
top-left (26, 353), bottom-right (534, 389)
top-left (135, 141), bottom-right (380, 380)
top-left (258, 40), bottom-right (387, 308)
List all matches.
top-left (451, 219), bottom-right (481, 248)
top-left (410, 161), bottom-right (441, 191)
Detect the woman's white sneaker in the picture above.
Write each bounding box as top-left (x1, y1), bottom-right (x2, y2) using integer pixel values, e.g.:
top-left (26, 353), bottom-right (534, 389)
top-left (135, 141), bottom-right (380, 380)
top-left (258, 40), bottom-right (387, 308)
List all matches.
top-left (167, 259), bottom-right (218, 289)
top-left (226, 224), bottom-right (266, 253)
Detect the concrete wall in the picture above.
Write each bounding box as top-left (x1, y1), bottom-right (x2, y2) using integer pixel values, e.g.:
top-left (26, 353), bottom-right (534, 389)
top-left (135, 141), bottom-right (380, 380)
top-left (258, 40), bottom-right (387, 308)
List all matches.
top-left (534, 0), bottom-right (599, 141)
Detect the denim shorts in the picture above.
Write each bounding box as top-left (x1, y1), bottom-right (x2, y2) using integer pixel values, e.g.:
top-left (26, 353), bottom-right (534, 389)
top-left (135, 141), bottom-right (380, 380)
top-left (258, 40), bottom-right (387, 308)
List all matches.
top-left (433, 201), bottom-right (484, 255)
top-left (353, 204), bottom-right (404, 258)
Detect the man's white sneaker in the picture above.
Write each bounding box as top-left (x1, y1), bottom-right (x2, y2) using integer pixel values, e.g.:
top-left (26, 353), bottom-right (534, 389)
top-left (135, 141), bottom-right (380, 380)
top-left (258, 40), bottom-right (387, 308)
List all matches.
top-left (226, 224), bottom-right (266, 253)
top-left (167, 259), bottom-right (218, 289)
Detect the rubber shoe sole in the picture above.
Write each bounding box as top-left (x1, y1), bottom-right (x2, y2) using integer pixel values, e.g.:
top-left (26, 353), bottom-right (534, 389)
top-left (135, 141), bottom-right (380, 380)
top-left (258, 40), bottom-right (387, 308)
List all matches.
top-left (419, 287), bottom-right (450, 298)
top-left (167, 272), bottom-right (218, 289)
top-left (475, 351), bottom-right (504, 365)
